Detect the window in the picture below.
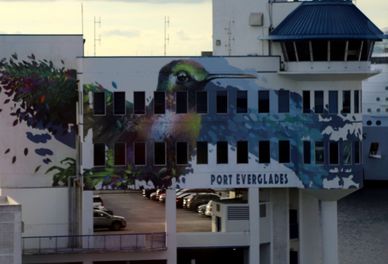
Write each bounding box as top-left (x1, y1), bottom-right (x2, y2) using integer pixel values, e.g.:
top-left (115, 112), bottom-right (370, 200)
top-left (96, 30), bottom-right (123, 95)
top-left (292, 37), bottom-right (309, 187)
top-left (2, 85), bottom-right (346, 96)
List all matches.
top-left (315, 141), bottom-right (324, 164)
top-left (217, 141), bottom-right (228, 164)
top-left (154, 91), bottom-right (165, 114)
top-left (236, 91), bottom-right (248, 113)
top-left (258, 91), bottom-right (270, 113)
top-left (176, 91), bottom-right (188, 114)
top-left (197, 141), bottom-right (208, 164)
top-left (113, 92), bottom-right (126, 115)
top-left (354, 90), bottom-right (360, 114)
top-left (93, 92), bottom-right (105, 115)
top-left (303, 141), bottom-right (311, 164)
top-left (278, 140), bottom-right (290, 163)
top-left (94, 143), bottom-right (105, 166)
top-left (329, 91), bottom-right (338, 114)
top-left (154, 142), bottom-right (166, 165)
top-left (314, 91), bottom-right (324, 113)
top-left (134, 91), bottom-right (145, 114)
top-left (303, 91), bottom-right (310, 113)
top-left (259, 141), bottom-right (270, 163)
top-left (343, 141), bottom-right (352, 165)
top-left (134, 142), bottom-right (146, 165)
top-left (369, 142), bottom-right (379, 156)
top-left (342, 91), bottom-right (351, 113)
top-left (278, 90), bottom-right (290, 113)
top-left (176, 142), bottom-right (188, 165)
top-left (114, 143), bottom-right (126, 166)
top-left (216, 91), bottom-right (228, 113)
top-left (329, 141), bottom-right (339, 164)
top-left (196, 91), bottom-right (208, 113)
top-left (354, 141), bottom-right (361, 164)
top-left (237, 141), bottom-right (248, 164)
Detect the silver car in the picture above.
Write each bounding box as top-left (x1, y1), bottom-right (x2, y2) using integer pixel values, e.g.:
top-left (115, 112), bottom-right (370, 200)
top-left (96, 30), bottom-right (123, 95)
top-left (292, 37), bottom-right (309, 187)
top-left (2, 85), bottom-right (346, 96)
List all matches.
top-left (93, 209), bottom-right (126, 231)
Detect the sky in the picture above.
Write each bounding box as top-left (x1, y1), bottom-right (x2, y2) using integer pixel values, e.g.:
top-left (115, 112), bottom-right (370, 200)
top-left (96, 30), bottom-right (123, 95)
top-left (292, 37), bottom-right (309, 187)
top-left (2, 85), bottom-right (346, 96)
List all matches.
top-left (0, 0), bottom-right (386, 56)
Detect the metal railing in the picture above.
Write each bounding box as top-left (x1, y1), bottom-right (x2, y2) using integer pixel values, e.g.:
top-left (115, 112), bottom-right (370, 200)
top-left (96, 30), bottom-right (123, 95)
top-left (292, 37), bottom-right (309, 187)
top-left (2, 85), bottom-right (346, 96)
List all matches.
top-left (23, 232), bottom-right (166, 255)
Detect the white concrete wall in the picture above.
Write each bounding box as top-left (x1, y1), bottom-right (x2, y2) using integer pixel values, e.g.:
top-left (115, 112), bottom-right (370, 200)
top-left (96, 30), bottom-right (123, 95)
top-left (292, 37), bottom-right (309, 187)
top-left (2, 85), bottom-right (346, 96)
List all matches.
top-left (83, 191), bottom-right (93, 236)
top-left (271, 188), bottom-right (289, 264)
top-left (2, 188), bottom-right (69, 237)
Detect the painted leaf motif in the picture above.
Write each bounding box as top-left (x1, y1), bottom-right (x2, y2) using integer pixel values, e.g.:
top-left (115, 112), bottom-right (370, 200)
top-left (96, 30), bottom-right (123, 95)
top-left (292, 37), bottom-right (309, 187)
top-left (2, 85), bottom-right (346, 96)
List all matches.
top-left (112, 81), bottom-right (118, 89)
top-left (34, 165), bottom-right (41, 173)
top-left (12, 156), bottom-right (16, 164)
top-left (13, 119), bottom-right (18, 126)
top-left (24, 148), bottom-right (28, 156)
top-left (4, 148), bottom-right (10, 154)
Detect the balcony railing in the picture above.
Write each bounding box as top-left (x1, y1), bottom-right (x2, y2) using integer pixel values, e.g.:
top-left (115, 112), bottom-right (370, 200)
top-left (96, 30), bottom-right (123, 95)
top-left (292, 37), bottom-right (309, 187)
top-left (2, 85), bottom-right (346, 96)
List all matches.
top-left (23, 232), bottom-right (166, 255)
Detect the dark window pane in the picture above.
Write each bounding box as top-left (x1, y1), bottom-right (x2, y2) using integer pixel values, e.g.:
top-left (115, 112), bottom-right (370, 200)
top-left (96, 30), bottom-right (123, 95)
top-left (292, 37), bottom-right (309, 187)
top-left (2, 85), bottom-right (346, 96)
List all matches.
top-left (303, 91), bottom-right (310, 113)
top-left (285, 41), bottom-right (296, 62)
top-left (279, 140), bottom-right (290, 163)
top-left (331, 40), bottom-right (346, 61)
top-left (236, 91), bottom-right (248, 113)
top-left (93, 92), bottom-right (105, 115)
top-left (196, 91), bottom-right (208, 113)
top-left (315, 142), bottom-right (324, 164)
top-left (217, 141), bottom-right (228, 164)
top-left (303, 141), bottom-right (311, 164)
top-left (176, 142), bottom-right (188, 165)
top-left (113, 92), bottom-right (125, 115)
top-left (354, 90), bottom-right (360, 114)
top-left (369, 142), bottom-right (379, 156)
top-left (134, 142), bottom-right (146, 165)
top-left (295, 41), bottom-right (310, 61)
top-left (134, 91), bottom-right (145, 114)
top-left (342, 90), bottom-right (351, 113)
top-left (329, 141), bottom-right (339, 164)
top-left (154, 142), bottom-right (166, 165)
top-left (216, 91), bottom-right (228, 113)
top-left (259, 141), bottom-right (270, 163)
top-left (154, 91), bottom-right (165, 114)
top-left (354, 141), bottom-right (361, 164)
top-left (237, 141), bottom-right (248, 164)
top-left (94, 143), bottom-right (105, 166)
top-left (347, 40), bottom-right (362, 61)
top-left (314, 91), bottom-right (324, 113)
top-left (176, 91), bottom-right (188, 114)
top-left (278, 90), bottom-right (290, 113)
top-left (329, 91), bottom-right (338, 114)
top-left (312, 40), bottom-right (328, 61)
top-left (361, 41), bottom-right (373, 61)
top-left (343, 141), bottom-right (352, 165)
top-left (197, 141), bottom-right (208, 164)
top-left (114, 143), bottom-right (126, 166)
top-left (258, 91), bottom-right (270, 113)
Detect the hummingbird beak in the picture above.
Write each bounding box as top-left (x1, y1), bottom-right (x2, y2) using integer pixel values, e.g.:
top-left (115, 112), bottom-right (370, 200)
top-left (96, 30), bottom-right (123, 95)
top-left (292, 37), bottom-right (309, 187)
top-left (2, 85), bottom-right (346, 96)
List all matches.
top-left (206, 73), bottom-right (257, 81)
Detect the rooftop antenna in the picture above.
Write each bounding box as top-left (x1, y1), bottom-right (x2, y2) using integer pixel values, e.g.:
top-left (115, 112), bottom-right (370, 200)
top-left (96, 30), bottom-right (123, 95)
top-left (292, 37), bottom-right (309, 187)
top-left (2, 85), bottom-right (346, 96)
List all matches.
top-left (225, 20), bottom-right (235, 56)
top-left (164, 16), bottom-right (170, 56)
top-left (94, 16), bottom-right (102, 56)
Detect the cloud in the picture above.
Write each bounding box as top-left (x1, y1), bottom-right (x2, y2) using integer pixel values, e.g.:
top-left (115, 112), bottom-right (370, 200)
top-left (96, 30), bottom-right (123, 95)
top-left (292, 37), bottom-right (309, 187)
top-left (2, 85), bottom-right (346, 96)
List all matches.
top-left (103, 29), bottom-right (140, 39)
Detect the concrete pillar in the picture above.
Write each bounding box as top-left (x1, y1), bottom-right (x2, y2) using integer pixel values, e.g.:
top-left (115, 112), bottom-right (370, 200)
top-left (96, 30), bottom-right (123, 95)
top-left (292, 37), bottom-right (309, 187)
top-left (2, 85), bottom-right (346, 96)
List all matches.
top-left (249, 187), bottom-right (260, 264)
top-left (271, 188), bottom-right (289, 264)
top-left (165, 188), bottom-right (177, 264)
top-left (320, 200), bottom-right (338, 264)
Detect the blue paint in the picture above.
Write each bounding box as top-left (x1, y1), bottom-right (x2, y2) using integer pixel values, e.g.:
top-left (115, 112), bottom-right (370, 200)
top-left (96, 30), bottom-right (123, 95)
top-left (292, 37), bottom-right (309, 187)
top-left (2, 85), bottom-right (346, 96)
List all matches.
top-left (26, 132), bottom-right (52, 143)
top-left (35, 148), bottom-right (54, 156)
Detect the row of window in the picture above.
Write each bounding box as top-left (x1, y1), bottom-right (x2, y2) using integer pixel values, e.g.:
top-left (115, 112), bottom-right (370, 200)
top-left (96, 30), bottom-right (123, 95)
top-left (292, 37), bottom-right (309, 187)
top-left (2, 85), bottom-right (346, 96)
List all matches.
top-left (93, 140), bottom-right (362, 167)
top-left (93, 89), bottom-right (361, 115)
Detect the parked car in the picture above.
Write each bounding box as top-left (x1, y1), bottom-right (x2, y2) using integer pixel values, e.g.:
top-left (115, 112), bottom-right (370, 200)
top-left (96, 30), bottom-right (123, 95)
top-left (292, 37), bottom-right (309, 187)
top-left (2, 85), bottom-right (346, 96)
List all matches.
top-left (182, 193), bottom-right (196, 209)
top-left (93, 195), bottom-right (104, 207)
top-left (93, 205), bottom-right (113, 215)
top-left (176, 192), bottom-right (194, 208)
top-left (186, 193), bottom-right (221, 211)
top-left (142, 188), bottom-right (156, 199)
top-left (205, 200), bottom-right (215, 217)
top-left (158, 193), bottom-right (166, 203)
top-left (197, 204), bottom-right (207, 215)
top-left (93, 209), bottom-right (126, 231)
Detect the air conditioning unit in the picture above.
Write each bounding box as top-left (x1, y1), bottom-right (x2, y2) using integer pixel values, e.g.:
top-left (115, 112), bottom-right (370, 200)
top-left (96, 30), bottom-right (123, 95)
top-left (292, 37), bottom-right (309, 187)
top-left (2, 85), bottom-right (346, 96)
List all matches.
top-left (249, 12), bottom-right (263, 27)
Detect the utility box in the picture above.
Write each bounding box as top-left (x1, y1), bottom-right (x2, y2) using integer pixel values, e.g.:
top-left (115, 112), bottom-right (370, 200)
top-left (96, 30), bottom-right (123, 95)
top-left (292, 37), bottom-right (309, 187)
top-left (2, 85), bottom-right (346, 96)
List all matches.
top-left (249, 12), bottom-right (264, 27)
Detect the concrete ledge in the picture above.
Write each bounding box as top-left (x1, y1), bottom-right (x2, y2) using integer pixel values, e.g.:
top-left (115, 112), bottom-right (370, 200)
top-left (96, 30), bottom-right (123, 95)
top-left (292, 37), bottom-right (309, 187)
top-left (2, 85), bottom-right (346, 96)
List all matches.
top-left (177, 232), bottom-right (249, 248)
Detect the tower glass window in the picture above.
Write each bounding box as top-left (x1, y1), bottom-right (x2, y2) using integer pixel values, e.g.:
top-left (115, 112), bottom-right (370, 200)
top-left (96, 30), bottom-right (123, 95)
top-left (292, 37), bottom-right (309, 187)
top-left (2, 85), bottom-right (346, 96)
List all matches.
top-left (329, 141), bottom-right (339, 164)
top-left (303, 91), bottom-right (310, 113)
top-left (314, 91), bottom-right (324, 113)
top-left (196, 91), bottom-right (208, 114)
top-left (114, 143), bottom-right (126, 166)
top-left (113, 92), bottom-right (126, 115)
top-left (354, 90), bottom-right (360, 114)
top-left (93, 92), bottom-right (105, 115)
top-left (94, 143), bottom-right (105, 166)
top-left (342, 90), bottom-right (351, 113)
top-left (259, 141), bottom-right (270, 163)
top-left (343, 141), bottom-right (352, 165)
top-left (176, 142), bottom-right (188, 165)
top-left (134, 142), bottom-right (146, 165)
top-left (134, 91), bottom-right (145, 114)
top-left (216, 91), bottom-right (228, 113)
top-left (154, 91), bottom-right (165, 114)
top-left (236, 91), bottom-right (248, 113)
top-left (329, 91), bottom-right (338, 114)
top-left (258, 91), bottom-right (270, 113)
top-left (315, 142), bottom-right (324, 164)
top-left (354, 141), bottom-right (361, 164)
top-left (278, 140), bottom-right (290, 163)
top-left (154, 142), bottom-right (166, 165)
top-left (303, 141), bottom-right (311, 164)
top-left (176, 91), bottom-right (188, 114)
top-left (217, 141), bottom-right (228, 164)
top-left (197, 141), bottom-right (208, 164)
top-left (278, 90), bottom-right (290, 113)
top-left (237, 141), bottom-right (248, 164)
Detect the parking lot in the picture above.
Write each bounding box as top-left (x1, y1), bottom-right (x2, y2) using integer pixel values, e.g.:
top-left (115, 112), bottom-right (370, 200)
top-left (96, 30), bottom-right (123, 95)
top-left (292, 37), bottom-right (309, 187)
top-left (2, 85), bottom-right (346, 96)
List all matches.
top-left (95, 191), bottom-right (212, 233)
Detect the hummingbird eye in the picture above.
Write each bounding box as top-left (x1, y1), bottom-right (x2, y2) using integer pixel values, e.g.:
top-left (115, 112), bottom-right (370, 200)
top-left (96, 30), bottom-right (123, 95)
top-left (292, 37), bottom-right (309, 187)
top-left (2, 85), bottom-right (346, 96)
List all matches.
top-left (176, 71), bottom-right (190, 83)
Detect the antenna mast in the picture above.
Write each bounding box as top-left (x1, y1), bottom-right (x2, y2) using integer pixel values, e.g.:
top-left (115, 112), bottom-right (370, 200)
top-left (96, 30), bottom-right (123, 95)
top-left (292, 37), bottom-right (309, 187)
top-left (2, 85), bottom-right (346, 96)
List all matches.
top-left (225, 20), bottom-right (235, 56)
top-left (164, 16), bottom-right (170, 56)
top-left (94, 16), bottom-right (102, 56)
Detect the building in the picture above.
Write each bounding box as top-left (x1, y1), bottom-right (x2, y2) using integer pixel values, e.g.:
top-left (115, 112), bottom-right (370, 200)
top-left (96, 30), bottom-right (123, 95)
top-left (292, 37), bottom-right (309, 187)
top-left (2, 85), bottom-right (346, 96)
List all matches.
top-left (0, 0), bottom-right (385, 264)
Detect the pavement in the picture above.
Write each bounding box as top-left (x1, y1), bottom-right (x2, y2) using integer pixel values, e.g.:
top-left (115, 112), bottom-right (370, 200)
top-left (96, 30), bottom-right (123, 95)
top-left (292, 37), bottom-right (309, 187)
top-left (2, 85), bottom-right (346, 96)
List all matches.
top-left (95, 191), bottom-right (212, 234)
